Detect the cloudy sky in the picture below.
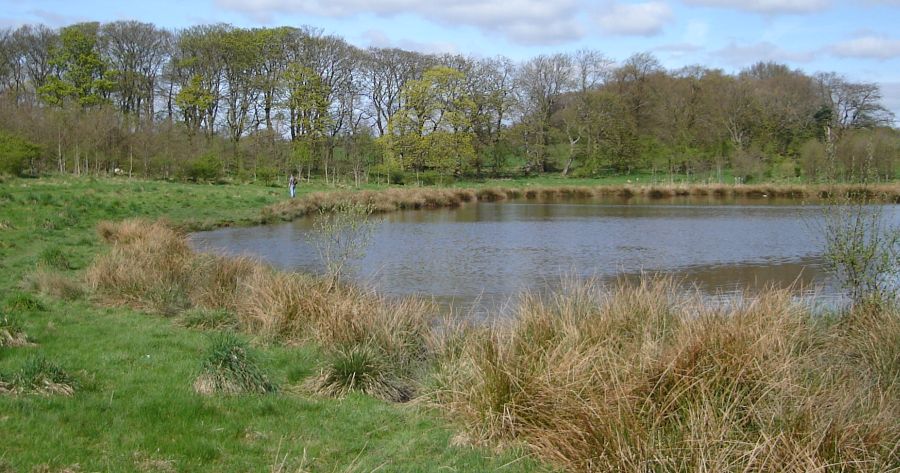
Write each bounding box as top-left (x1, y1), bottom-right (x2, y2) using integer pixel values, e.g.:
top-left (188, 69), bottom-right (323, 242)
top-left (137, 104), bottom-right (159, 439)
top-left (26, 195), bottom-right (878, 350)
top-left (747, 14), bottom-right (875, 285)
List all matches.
top-left (2, 0), bottom-right (899, 119)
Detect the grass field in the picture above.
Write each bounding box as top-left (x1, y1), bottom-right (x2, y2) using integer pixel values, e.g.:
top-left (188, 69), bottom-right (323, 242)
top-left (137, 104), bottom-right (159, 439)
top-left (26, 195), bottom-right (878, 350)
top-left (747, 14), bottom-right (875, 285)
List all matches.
top-left (0, 177), bottom-right (547, 472)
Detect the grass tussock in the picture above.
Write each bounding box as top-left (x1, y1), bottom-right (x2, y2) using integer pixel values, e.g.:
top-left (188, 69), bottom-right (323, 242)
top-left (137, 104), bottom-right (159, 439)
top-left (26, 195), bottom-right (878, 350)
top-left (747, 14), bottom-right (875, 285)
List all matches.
top-left (0, 356), bottom-right (77, 396)
top-left (426, 278), bottom-right (900, 472)
top-left (308, 344), bottom-right (413, 402)
top-left (261, 183), bottom-right (900, 223)
top-left (0, 312), bottom-right (31, 347)
top-left (193, 333), bottom-right (276, 395)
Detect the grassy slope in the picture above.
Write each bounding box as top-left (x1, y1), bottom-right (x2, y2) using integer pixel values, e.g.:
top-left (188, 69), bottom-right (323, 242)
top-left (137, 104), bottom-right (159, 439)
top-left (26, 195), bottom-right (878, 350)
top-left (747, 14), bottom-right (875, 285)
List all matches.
top-left (0, 177), bottom-right (545, 472)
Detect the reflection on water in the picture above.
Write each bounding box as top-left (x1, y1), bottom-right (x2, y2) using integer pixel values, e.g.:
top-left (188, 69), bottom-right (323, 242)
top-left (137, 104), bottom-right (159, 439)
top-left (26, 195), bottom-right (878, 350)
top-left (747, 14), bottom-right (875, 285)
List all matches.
top-left (191, 198), bottom-right (900, 313)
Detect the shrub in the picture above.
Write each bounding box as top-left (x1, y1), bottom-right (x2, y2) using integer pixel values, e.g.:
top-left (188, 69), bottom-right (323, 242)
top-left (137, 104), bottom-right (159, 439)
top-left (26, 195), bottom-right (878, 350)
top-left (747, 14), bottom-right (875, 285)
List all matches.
top-left (193, 333), bottom-right (276, 395)
top-left (820, 196), bottom-right (900, 308)
top-left (0, 131), bottom-right (40, 177)
top-left (183, 153), bottom-right (223, 182)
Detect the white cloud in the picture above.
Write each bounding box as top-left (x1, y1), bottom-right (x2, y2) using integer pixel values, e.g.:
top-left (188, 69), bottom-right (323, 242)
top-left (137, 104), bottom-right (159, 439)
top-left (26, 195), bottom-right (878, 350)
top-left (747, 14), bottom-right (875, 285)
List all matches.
top-left (878, 81), bottom-right (900, 125)
top-left (711, 41), bottom-right (816, 65)
top-left (595, 1), bottom-right (674, 36)
top-left (27, 8), bottom-right (86, 26)
top-left (684, 19), bottom-right (709, 44)
top-left (831, 35), bottom-right (900, 59)
top-left (215, 0), bottom-right (584, 45)
top-left (683, 0), bottom-right (830, 14)
top-left (360, 29), bottom-right (459, 55)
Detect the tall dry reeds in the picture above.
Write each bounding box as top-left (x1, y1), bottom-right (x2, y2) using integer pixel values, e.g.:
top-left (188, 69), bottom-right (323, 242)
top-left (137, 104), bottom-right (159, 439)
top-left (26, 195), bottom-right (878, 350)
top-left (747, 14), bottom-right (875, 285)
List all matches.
top-left (426, 278), bottom-right (900, 471)
top-left (261, 183), bottom-right (900, 223)
top-left (86, 219), bottom-right (434, 399)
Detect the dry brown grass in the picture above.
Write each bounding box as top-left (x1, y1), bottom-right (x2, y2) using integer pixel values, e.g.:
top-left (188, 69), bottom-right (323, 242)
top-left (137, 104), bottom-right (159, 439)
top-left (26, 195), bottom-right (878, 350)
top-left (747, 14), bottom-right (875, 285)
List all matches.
top-left (86, 219), bottom-right (434, 398)
top-left (261, 183), bottom-right (900, 223)
top-left (22, 268), bottom-right (85, 301)
top-left (426, 278), bottom-right (900, 472)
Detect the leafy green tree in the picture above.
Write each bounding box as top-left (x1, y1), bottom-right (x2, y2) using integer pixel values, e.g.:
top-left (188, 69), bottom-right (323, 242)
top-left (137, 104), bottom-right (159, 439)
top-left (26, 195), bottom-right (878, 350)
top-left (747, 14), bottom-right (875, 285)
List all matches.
top-left (38, 22), bottom-right (115, 107)
top-left (386, 66), bottom-right (476, 178)
top-left (285, 63), bottom-right (331, 174)
top-left (0, 131), bottom-right (41, 175)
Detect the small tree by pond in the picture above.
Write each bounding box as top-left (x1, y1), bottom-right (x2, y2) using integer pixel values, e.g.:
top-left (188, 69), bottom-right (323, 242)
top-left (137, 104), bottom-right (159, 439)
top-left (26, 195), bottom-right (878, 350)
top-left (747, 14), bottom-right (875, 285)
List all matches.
top-left (307, 202), bottom-right (376, 288)
top-left (821, 194), bottom-right (900, 308)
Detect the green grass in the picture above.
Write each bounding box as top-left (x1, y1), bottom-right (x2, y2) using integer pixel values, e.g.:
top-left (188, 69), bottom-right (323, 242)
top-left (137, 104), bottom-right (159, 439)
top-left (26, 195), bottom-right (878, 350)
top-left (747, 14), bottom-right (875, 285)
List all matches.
top-left (0, 176), bottom-right (547, 472)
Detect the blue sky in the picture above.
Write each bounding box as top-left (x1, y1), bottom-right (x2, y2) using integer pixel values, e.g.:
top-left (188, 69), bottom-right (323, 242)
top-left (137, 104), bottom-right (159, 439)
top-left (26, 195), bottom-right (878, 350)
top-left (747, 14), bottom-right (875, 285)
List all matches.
top-left (2, 0), bottom-right (899, 120)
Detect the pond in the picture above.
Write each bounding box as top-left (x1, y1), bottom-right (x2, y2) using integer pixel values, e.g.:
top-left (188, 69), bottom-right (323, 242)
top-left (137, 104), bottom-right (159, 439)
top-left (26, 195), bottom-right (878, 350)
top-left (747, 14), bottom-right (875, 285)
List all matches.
top-left (190, 197), bottom-right (900, 313)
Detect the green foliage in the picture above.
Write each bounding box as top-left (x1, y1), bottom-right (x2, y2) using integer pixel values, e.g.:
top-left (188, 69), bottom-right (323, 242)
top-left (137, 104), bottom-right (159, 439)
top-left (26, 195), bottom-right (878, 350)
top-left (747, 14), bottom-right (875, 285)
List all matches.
top-left (800, 139), bottom-right (828, 181)
top-left (386, 66), bottom-right (477, 175)
top-left (175, 74), bottom-right (216, 135)
top-left (255, 166), bottom-right (277, 186)
top-left (0, 132), bottom-right (41, 177)
top-left (183, 153), bottom-right (223, 182)
top-left (38, 22), bottom-right (115, 107)
top-left (194, 332), bottom-right (276, 395)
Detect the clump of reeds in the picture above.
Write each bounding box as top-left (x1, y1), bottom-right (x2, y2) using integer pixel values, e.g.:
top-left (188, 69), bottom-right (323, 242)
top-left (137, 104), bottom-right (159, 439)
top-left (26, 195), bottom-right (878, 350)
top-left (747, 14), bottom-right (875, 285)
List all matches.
top-left (0, 311), bottom-right (31, 347)
top-left (236, 267), bottom-right (433, 385)
top-left (426, 278), bottom-right (900, 471)
top-left (87, 219), bottom-right (194, 315)
top-left (308, 344), bottom-right (412, 402)
top-left (193, 333), bottom-right (276, 395)
top-left (0, 356), bottom-right (77, 396)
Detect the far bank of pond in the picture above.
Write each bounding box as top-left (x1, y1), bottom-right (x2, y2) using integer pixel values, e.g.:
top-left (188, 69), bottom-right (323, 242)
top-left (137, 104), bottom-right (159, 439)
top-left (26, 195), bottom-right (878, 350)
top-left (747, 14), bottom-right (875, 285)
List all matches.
top-left (192, 195), bottom-right (900, 312)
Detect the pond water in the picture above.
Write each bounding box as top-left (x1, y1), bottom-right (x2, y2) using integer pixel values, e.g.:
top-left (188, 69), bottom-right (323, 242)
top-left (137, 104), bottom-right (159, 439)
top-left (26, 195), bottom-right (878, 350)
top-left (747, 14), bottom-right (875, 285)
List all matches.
top-left (191, 197), bottom-right (900, 313)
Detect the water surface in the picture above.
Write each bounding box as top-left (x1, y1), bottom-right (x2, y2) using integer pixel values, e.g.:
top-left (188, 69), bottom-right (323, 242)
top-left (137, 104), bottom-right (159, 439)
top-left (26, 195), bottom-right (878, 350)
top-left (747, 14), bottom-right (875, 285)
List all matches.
top-left (191, 198), bottom-right (900, 313)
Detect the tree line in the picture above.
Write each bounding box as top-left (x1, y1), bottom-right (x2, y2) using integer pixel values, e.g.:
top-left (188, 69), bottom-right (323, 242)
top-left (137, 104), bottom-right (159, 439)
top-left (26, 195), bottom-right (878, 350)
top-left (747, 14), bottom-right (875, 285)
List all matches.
top-left (0, 21), bottom-right (897, 184)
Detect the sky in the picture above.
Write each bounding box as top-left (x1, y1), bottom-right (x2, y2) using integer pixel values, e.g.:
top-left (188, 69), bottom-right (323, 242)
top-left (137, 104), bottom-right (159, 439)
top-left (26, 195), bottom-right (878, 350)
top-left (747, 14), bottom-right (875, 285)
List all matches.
top-left (2, 0), bottom-right (899, 121)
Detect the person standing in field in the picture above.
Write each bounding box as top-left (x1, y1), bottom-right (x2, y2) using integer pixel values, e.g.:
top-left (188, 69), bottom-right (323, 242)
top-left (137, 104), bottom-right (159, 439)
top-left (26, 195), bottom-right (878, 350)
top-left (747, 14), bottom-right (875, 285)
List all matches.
top-left (289, 173), bottom-right (297, 198)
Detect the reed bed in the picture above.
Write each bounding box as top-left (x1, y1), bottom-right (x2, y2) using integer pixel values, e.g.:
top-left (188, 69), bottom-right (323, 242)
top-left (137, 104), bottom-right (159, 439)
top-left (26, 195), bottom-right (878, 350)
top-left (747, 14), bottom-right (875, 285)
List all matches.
top-left (262, 183), bottom-right (900, 223)
top-left (84, 219), bottom-right (900, 471)
top-left (426, 278), bottom-right (900, 471)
